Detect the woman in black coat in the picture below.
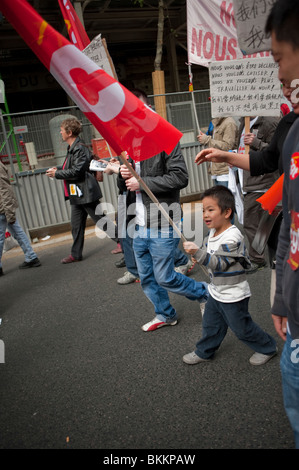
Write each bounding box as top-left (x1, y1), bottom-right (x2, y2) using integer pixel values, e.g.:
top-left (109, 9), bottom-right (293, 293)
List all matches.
top-left (47, 118), bottom-right (115, 263)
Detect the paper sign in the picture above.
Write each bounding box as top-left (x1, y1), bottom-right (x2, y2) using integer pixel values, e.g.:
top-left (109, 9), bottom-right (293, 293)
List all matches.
top-left (209, 56), bottom-right (281, 117)
top-left (233, 0), bottom-right (275, 55)
top-left (83, 34), bottom-right (117, 79)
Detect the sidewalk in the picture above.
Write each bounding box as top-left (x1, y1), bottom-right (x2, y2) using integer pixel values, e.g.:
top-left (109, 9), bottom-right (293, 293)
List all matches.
top-left (3, 227), bottom-right (97, 259)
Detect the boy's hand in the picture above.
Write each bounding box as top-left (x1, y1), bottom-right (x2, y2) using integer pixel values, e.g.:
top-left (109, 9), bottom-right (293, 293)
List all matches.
top-left (183, 241), bottom-right (199, 255)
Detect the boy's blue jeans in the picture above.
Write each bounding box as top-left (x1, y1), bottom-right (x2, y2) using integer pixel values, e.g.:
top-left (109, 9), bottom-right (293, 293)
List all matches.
top-left (0, 215), bottom-right (37, 268)
top-left (133, 224), bottom-right (208, 322)
top-left (195, 295), bottom-right (277, 359)
top-left (280, 331), bottom-right (299, 449)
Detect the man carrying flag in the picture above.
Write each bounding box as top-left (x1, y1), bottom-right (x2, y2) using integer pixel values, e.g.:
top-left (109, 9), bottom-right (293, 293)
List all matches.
top-left (117, 93), bottom-right (208, 331)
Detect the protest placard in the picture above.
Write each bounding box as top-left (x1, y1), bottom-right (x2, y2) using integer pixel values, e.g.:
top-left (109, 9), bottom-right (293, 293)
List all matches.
top-left (83, 34), bottom-right (118, 79)
top-left (233, 0), bottom-right (275, 55)
top-left (209, 56), bottom-right (281, 117)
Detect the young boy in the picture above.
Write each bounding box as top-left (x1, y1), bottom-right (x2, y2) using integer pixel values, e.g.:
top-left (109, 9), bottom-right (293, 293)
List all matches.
top-left (183, 186), bottom-right (277, 366)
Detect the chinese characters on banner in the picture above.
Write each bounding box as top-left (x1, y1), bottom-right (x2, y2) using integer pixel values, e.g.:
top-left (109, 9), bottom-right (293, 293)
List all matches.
top-left (209, 57), bottom-right (281, 117)
top-left (233, 0), bottom-right (276, 55)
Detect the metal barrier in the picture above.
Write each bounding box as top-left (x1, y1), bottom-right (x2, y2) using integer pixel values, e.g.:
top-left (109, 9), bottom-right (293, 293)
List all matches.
top-left (13, 141), bottom-right (211, 238)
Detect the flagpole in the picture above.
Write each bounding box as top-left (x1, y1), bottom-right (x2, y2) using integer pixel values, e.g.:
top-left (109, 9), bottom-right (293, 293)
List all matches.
top-left (244, 116), bottom-right (250, 153)
top-left (187, 63), bottom-right (201, 134)
top-left (119, 152), bottom-right (186, 242)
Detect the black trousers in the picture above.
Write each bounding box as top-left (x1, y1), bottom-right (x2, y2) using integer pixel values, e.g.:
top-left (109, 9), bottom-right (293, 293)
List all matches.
top-left (70, 201), bottom-right (116, 259)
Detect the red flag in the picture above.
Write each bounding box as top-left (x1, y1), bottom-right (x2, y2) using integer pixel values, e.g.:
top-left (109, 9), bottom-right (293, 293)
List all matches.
top-left (58, 0), bottom-right (90, 50)
top-left (0, 0), bottom-right (182, 161)
top-left (256, 174), bottom-right (284, 214)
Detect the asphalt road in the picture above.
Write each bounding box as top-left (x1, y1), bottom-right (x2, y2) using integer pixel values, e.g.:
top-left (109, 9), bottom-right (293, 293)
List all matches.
top-left (0, 230), bottom-right (295, 450)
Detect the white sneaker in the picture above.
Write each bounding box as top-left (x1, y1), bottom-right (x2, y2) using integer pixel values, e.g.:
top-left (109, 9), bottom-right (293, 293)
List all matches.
top-left (141, 316), bottom-right (178, 331)
top-left (249, 347), bottom-right (278, 366)
top-left (183, 351), bottom-right (210, 364)
top-left (117, 271), bottom-right (139, 285)
top-left (174, 259), bottom-right (194, 275)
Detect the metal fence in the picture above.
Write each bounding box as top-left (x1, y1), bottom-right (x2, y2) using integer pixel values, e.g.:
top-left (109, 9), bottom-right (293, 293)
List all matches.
top-left (1, 90), bottom-right (212, 238)
top-left (0, 90), bottom-right (211, 167)
top-left (13, 141), bottom-right (211, 238)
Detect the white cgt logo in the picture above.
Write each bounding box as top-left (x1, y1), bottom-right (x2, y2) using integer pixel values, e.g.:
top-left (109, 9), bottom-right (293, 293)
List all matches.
top-left (50, 44), bottom-right (126, 122)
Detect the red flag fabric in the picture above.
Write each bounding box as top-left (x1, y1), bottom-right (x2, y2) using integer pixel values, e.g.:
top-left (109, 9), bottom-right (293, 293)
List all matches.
top-left (0, 0), bottom-right (182, 161)
top-left (58, 0), bottom-right (90, 50)
top-left (256, 174), bottom-right (284, 215)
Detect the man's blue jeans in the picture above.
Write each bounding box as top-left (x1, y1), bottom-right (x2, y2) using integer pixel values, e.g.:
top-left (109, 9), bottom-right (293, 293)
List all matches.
top-left (122, 229), bottom-right (188, 278)
top-left (280, 331), bottom-right (299, 449)
top-left (133, 225), bottom-right (208, 322)
top-left (0, 214), bottom-right (37, 268)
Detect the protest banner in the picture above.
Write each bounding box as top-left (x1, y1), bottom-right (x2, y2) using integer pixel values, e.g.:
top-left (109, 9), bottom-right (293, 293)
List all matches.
top-left (233, 0), bottom-right (275, 55)
top-left (209, 56), bottom-right (281, 118)
top-left (187, 0), bottom-right (271, 67)
top-left (209, 56), bottom-right (280, 152)
top-left (83, 34), bottom-right (118, 80)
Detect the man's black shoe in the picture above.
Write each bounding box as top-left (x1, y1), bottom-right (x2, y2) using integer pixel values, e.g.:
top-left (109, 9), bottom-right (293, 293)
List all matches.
top-left (19, 258), bottom-right (41, 269)
top-left (115, 257), bottom-right (126, 268)
top-left (0, 267), bottom-right (3, 276)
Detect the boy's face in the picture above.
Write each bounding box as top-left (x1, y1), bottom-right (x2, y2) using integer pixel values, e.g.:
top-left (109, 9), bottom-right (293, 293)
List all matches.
top-left (202, 196), bottom-right (231, 231)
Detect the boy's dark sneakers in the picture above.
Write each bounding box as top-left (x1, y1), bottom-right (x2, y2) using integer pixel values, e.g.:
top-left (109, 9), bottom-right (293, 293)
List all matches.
top-left (0, 267), bottom-right (3, 276)
top-left (19, 257), bottom-right (41, 269)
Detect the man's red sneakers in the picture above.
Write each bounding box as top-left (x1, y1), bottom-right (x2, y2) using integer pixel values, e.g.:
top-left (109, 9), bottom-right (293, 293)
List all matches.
top-left (141, 317), bottom-right (178, 331)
